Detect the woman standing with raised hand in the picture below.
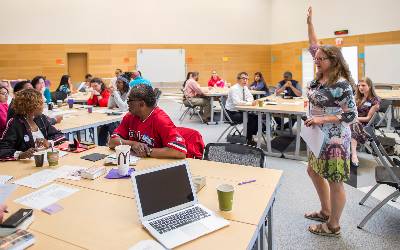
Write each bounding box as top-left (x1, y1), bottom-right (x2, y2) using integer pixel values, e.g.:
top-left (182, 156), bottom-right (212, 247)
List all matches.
top-left (304, 7), bottom-right (357, 237)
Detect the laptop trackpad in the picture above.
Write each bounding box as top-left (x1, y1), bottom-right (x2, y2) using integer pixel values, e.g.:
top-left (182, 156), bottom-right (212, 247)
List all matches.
top-left (180, 222), bottom-right (209, 237)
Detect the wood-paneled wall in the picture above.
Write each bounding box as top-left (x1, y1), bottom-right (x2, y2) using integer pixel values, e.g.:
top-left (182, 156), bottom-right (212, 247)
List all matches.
top-left (269, 30), bottom-right (400, 86)
top-left (0, 30), bottom-right (398, 91)
top-left (0, 44), bottom-right (270, 90)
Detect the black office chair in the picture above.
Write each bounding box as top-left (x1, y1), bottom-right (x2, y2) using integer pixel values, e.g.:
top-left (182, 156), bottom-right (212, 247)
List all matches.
top-left (203, 142), bottom-right (266, 168)
top-left (216, 100), bottom-right (243, 142)
top-left (153, 88), bottom-right (162, 105)
top-left (357, 125), bottom-right (400, 229)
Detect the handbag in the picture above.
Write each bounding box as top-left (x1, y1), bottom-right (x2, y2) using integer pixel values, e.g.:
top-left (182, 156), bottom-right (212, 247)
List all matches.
top-left (226, 130), bottom-right (247, 144)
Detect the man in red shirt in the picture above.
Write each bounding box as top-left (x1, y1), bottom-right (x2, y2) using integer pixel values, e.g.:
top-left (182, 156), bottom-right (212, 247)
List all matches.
top-left (109, 84), bottom-right (187, 159)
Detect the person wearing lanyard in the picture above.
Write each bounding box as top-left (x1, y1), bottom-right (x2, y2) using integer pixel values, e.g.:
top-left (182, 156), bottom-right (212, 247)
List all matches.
top-left (304, 7), bottom-right (358, 237)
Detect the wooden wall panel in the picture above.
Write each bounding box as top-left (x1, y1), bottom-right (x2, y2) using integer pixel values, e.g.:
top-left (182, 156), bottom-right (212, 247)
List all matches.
top-left (269, 30), bottom-right (400, 87)
top-left (0, 30), bottom-right (398, 91)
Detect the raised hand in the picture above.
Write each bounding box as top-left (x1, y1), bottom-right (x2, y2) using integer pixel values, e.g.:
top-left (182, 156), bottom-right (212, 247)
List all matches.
top-left (307, 6), bottom-right (312, 24)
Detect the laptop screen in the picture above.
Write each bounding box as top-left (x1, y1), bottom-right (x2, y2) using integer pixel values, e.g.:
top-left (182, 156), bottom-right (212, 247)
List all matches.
top-left (136, 163), bottom-right (194, 217)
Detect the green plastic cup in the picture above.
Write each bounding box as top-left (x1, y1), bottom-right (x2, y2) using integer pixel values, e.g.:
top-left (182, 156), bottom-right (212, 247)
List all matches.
top-left (217, 184), bottom-right (234, 211)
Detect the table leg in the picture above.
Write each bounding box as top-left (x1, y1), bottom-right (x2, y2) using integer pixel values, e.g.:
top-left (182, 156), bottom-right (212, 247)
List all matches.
top-left (260, 219), bottom-right (266, 250)
top-left (93, 126), bottom-right (99, 145)
top-left (387, 104), bottom-right (393, 130)
top-left (220, 96), bottom-right (224, 123)
top-left (68, 133), bottom-right (74, 142)
top-left (85, 129), bottom-right (90, 142)
top-left (295, 115), bottom-right (301, 157)
top-left (265, 113), bottom-right (272, 153)
top-left (257, 112), bottom-right (262, 148)
top-left (207, 96), bottom-right (216, 125)
top-left (267, 203), bottom-right (273, 250)
top-left (243, 111), bottom-right (248, 138)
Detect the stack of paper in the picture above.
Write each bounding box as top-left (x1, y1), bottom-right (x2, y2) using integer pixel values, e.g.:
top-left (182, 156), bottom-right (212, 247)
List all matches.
top-left (0, 175), bottom-right (13, 184)
top-left (14, 184), bottom-right (79, 210)
top-left (13, 170), bottom-right (61, 189)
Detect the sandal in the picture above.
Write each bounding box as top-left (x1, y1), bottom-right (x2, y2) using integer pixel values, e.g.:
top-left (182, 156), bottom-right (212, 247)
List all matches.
top-left (304, 211), bottom-right (329, 222)
top-left (308, 223), bottom-right (341, 237)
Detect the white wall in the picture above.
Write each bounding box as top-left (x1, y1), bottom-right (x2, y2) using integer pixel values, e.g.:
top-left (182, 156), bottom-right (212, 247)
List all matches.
top-left (0, 0), bottom-right (270, 44)
top-left (269, 0), bottom-right (400, 44)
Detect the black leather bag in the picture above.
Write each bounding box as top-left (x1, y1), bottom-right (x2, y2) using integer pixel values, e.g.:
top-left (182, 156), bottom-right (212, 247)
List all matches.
top-left (226, 130), bottom-right (247, 144)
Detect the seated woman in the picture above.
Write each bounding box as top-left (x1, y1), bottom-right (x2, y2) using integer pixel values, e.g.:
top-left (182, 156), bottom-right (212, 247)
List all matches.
top-left (31, 76), bottom-right (52, 104)
top-left (88, 77), bottom-right (110, 107)
top-left (31, 76), bottom-right (62, 125)
top-left (7, 80), bottom-right (33, 120)
top-left (55, 75), bottom-right (75, 100)
top-left (0, 86), bottom-right (9, 136)
top-left (350, 77), bottom-right (381, 167)
top-left (0, 89), bottom-right (65, 160)
top-left (108, 75), bottom-right (129, 111)
top-left (207, 70), bottom-right (225, 88)
top-left (249, 72), bottom-right (269, 95)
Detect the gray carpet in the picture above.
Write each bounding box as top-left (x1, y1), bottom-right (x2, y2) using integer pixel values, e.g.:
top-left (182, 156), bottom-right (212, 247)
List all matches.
top-left (159, 97), bottom-right (400, 250)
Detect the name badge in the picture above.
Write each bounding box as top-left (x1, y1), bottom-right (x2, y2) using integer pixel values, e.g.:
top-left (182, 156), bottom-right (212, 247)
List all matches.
top-left (24, 135), bottom-right (30, 142)
top-left (364, 102), bottom-right (372, 107)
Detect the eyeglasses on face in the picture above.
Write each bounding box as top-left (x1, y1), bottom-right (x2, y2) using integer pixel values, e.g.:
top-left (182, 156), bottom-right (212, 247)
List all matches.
top-left (313, 57), bottom-right (329, 62)
top-left (0, 92), bottom-right (8, 96)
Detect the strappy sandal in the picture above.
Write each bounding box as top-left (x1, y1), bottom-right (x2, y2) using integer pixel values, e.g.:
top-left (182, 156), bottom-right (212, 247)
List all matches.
top-left (304, 211), bottom-right (330, 222)
top-left (308, 223), bottom-right (341, 237)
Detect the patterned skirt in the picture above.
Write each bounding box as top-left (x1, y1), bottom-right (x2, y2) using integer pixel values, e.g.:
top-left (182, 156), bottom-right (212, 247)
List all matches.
top-left (308, 151), bottom-right (350, 183)
top-left (350, 122), bottom-right (368, 144)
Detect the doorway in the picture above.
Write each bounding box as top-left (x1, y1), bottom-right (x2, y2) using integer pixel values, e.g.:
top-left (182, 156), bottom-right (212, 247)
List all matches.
top-left (67, 53), bottom-right (88, 89)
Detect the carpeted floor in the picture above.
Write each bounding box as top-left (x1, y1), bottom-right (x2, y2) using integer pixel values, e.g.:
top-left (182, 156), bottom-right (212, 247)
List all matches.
top-left (159, 97), bottom-right (400, 250)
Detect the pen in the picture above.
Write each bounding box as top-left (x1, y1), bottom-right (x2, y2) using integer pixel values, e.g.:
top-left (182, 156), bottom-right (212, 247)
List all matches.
top-left (238, 179), bottom-right (256, 185)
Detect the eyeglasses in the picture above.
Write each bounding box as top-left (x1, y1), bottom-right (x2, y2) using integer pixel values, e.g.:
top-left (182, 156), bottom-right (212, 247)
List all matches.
top-left (313, 57), bottom-right (329, 62)
top-left (240, 77), bottom-right (249, 80)
top-left (0, 92), bottom-right (8, 96)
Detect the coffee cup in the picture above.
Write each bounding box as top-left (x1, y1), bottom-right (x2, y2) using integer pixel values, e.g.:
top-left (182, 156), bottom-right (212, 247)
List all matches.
top-left (67, 99), bottom-right (74, 109)
top-left (115, 145), bottom-right (131, 176)
top-left (47, 150), bottom-right (59, 167)
top-left (57, 100), bottom-right (63, 108)
top-left (217, 184), bottom-right (234, 211)
top-left (33, 151), bottom-right (45, 167)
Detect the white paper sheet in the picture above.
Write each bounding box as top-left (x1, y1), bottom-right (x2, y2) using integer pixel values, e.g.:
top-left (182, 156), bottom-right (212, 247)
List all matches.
top-left (0, 175), bottom-right (13, 184)
top-left (14, 183), bottom-right (79, 210)
top-left (300, 123), bottom-right (325, 157)
top-left (54, 165), bottom-right (88, 181)
top-left (0, 184), bottom-right (17, 203)
top-left (13, 170), bottom-right (61, 189)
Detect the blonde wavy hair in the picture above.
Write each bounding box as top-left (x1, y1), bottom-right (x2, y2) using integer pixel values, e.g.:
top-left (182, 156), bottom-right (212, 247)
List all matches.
top-left (13, 88), bottom-right (43, 116)
top-left (316, 45), bottom-right (355, 88)
top-left (355, 77), bottom-right (378, 107)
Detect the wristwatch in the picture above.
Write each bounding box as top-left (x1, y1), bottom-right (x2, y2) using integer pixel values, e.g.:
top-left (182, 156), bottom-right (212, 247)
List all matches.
top-left (146, 147), bottom-right (153, 157)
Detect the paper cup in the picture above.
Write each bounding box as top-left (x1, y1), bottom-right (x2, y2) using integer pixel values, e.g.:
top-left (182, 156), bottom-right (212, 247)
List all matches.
top-left (67, 99), bottom-right (74, 109)
top-left (57, 100), bottom-right (63, 108)
top-left (115, 145), bottom-right (131, 176)
top-left (257, 100), bottom-right (264, 107)
top-left (87, 106), bottom-right (93, 113)
top-left (217, 184), bottom-right (234, 211)
top-left (33, 151), bottom-right (45, 167)
top-left (47, 151), bottom-right (59, 167)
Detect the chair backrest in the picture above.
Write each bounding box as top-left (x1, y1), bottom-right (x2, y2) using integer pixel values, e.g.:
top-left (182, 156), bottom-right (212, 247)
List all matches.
top-left (181, 88), bottom-right (196, 108)
top-left (154, 88), bottom-right (162, 101)
top-left (366, 112), bottom-right (379, 127)
top-left (364, 125), bottom-right (400, 186)
top-left (379, 99), bottom-right (392, 113)
top-left (203, 143), bottom-right (265, 168)
top-left (218, 99), bottom-right (240, 125)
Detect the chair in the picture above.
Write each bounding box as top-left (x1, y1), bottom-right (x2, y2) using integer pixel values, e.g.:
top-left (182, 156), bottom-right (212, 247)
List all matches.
top-left (154, 88), bottom-right (162, 105)
top-left (216, 100), bottom-right (242, 142)
top-left (357, 125), bottom-right (400, 229)
top-left (203, 142), bottom-right (266, 168)
top-left (179, 89), bottom-right (204, 123)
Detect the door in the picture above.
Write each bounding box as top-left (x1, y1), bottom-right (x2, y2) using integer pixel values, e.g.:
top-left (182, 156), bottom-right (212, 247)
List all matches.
top-left (67, 53), bottom-right (88, 89)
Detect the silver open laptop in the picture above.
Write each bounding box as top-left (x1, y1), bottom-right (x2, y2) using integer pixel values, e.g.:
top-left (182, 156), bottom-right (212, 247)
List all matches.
top-left (131, 160), bottom-right (229, 249)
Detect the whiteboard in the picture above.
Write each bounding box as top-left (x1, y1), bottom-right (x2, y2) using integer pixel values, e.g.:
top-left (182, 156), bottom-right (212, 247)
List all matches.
top-left (302, 48), bottom-right (314, 96)
top-left (302, 46), bottom-right (358, 89)
top-left (137, 49), bottom-right (186, 83)
top-left (365, 44), bottom-right (400, 84)
top-left (341, 46), bottom-right (358, 84)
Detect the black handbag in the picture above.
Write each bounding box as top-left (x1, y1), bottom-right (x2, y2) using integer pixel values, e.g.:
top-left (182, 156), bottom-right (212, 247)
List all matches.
top-left (226, 130), bottom-right (247, 144)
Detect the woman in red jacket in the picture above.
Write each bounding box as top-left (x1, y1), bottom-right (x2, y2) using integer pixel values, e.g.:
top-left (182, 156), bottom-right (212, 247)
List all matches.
top-left (207, 70), bottom-right (225, 88)
top-left (87, 77), bottom-right (110, 107)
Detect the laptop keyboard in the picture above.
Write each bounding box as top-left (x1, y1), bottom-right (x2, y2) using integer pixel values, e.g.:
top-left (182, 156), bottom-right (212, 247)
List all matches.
top-left (149, 206), bottom-right (211, 234)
